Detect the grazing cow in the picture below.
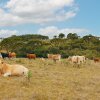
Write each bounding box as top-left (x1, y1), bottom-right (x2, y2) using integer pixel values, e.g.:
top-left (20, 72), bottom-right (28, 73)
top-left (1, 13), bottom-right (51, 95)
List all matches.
top-left (27, 54), bottom-right (36, 59)
top-left (47, 54), bottom-right (53, 59)
top-left (47, 54), bottom-right (61, 62)
top-left (68, 55), bottom-right (86, 66)
top-left (78, 56), bottom-right (86, 63)
top-left (0, 62), bottom-right (29, 77)
top-left (94, 58), bottom-right (100, 63)
top-left (9, 52), bottom-right (16, 58)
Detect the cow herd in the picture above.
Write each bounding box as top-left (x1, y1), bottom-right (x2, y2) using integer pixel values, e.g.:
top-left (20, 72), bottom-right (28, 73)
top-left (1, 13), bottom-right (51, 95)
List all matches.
top-left (0, 52), bottom-right (99, 77)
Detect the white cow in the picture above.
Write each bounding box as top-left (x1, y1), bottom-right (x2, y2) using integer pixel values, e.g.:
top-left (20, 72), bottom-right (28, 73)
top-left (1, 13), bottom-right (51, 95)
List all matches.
top-left (68, 55), bottom-right (86, 66)
top-left (78, 56), bottom-right (86, 64)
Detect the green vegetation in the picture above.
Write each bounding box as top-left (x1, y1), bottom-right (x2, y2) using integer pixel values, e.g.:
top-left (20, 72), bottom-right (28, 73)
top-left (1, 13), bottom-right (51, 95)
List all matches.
top-left (27, 70), bottom-right (32, 82)
top-left (0, 33), bottom-right (100, 59)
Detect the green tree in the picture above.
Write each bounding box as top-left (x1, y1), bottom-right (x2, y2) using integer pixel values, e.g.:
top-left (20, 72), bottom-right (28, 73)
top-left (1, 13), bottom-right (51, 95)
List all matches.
top-left (53, 35), bottom-right (57, 39)
top-left (0, 33), bottom-right (100, 58)
top-left (58, 33), bottom-right (65, 38)
top-left (67, 33), bottom-right (79, 40)
top-left (82, 34), bottom-right (99, 42)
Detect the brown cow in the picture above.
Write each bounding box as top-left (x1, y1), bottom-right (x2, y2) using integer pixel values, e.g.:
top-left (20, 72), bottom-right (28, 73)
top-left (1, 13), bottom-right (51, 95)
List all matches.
top-left (27, 54), bottom-right (36, 59)
top-left (94, 58), bottom-right (100, 63)
top-left (9, 52), bottom-right (16, 58)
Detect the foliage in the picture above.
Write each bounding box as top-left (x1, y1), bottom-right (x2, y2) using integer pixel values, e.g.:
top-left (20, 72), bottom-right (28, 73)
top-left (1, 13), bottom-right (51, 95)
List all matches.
top-left (67, 33), bottom-right (79, 40)
top-left (58, 33), bottom-right (65, 38)
top-left (27, 70), bottom-right (32, 82)
top-left (0, 33), bottom-right (100, 58)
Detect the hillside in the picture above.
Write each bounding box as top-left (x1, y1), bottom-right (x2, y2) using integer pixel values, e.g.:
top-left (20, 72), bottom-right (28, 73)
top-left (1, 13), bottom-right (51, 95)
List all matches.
top-left (0, 33), bottom-right (100, 58)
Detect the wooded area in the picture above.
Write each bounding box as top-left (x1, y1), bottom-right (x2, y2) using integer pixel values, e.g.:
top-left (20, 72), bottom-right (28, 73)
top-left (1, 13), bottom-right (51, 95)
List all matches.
top-left (0, 33), bottom-right (100, 59)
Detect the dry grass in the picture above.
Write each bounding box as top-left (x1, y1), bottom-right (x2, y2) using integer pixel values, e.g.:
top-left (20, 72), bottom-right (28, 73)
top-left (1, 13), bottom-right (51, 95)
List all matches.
top-left (0, 58), bottom-right (100, 100)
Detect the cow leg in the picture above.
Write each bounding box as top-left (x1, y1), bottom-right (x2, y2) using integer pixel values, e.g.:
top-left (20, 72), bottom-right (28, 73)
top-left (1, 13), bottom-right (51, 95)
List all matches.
top-left (73, 63), bottom-right (76, 67)
top-left (77, 63), bottom-right (80, 68)
top-left (0, 72), bottom-right (2, 76)
top-left (3, 72), bottom-right (11, 77)
top-left (53, 59), bottom-right (56, 63)
top-left (77, 64), bottom-right (80, 68)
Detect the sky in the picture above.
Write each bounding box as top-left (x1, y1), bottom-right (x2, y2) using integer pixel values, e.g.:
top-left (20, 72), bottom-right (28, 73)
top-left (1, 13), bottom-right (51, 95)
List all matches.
top-left (0, 0), bottom-right (100, 38)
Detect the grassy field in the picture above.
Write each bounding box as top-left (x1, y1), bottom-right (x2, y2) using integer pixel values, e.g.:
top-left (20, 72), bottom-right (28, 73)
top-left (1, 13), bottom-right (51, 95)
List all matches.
top-left (0, 58), bottom-right (100, 100)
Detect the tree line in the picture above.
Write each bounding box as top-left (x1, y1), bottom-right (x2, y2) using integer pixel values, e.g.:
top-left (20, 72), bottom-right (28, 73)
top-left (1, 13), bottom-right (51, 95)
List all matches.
top-left (0, 33), bottom-right (100, 59)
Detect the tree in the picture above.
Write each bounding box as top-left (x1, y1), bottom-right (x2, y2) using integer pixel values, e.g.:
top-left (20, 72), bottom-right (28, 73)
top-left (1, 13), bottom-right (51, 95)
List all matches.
top-left (0, 33), bottom-right (100, 58)
top-left (58, 33), bottom-right (65, 38)
top-left (53, 35), bottom-right (57, 39)
top-left (82, 34), bottom-right (99, 42)
top-left (0, 38), bottom-right (13, 52)
top-left (67, 33), bottom-right (79, 40)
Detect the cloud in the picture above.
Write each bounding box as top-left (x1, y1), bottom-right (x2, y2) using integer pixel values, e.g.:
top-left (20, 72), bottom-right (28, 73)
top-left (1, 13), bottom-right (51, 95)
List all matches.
top-left (0, 30), bottom-right (18, 38)
top-left (0, 9), bottom-right (24, 26)
top-left (37, 26), bottom-right (89, 38)
top-left (0, 0), bottom-right (78, 26)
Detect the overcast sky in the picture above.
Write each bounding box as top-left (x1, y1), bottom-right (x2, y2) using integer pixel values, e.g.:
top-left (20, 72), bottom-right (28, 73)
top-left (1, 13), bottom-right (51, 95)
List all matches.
top-left (0, 0), bottom-right (100, 38)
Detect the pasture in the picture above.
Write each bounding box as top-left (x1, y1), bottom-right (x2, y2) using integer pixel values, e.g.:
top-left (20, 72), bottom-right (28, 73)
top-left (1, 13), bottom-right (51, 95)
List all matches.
top-left (0, 58), bottom-right (100, 100)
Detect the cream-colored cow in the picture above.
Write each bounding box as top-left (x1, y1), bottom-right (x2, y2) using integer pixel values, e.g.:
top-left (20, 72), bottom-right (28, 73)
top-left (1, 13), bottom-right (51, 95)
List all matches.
top-left (68, 55), bottom-right (86, 66)
top-left (0, 61), bottom-right (29, 77)
top-left (47, 54), bottom-right (61, 62)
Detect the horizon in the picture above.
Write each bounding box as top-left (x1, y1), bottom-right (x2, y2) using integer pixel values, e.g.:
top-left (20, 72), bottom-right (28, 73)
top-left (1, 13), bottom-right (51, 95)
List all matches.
top-left (0, 33), bottom-right (100, 40)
